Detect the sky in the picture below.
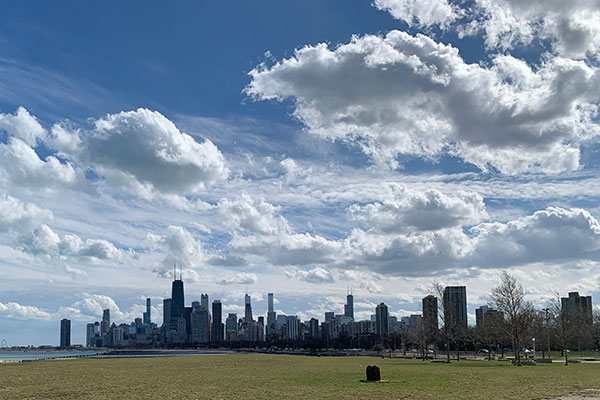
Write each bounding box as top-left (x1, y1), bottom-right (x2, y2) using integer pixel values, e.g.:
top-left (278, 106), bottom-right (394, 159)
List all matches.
top-left (1, 0), bottom-right (600, 346)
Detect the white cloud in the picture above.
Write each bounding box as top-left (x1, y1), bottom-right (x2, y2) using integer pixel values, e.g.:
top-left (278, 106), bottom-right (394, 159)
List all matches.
top-left (373, 0), bottom-right (459, 28)
top-left (147, 225), bottom-right (206, 270)
top-left (472, 0), bottom-right (600, 59)
top-left (0, 107), bottom-right (46, 147)
top-left (0, 301), bottom-right (51, 320)
top-left (217, 272), bottom-right (258, 285)
top-left (349, 183), bottom-right (487, 232)
top-left (246, 31), bottom-right (600, 174)
top-left (286, 266), bottom-right (335, 284)
top-left (0, 193), bottom-right (53, 233)
top-left (218, 193), bottom-right (288, 235)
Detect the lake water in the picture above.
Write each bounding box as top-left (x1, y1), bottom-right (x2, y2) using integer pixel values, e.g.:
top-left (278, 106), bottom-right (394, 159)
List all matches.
top-left (0, 350), bottom-right (106, 362)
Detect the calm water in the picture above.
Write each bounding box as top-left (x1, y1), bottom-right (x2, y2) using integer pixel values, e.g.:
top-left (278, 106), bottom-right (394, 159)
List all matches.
top-left (0, 350), bottom-right (106, 361)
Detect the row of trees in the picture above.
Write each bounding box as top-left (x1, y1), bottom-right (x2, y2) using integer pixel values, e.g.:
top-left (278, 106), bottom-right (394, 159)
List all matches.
top-left (419, 273), bottom-right (599, 366)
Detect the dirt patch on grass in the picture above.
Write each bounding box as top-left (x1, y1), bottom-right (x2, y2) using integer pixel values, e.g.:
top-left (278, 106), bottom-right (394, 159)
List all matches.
top-left (548, 389), bottom-right (600, 399)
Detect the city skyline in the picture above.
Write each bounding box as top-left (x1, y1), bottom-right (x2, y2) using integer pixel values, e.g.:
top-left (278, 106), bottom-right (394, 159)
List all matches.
top-left (2, 1), bottom-right (600, 346)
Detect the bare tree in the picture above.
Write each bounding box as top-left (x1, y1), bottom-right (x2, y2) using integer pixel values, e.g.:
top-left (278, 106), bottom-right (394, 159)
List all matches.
top-left (490, 272), bottom-right (535, 366)
top-left (433, 281), bottom-right (453, 363)
top-left (549, 294), bottom-right (577, 366)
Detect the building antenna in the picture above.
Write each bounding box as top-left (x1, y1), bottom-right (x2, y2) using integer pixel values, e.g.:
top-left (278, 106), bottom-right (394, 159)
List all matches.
top-left (173, 261), bottom-right (176, 281)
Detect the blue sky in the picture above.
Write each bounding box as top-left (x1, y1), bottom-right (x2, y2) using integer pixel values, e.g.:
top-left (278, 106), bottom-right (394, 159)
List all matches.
top-left (1, 0), bottom-right (600, 346)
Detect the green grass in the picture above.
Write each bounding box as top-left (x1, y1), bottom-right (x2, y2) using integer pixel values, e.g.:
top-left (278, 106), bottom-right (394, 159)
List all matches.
top-left (1, 354), bottom-right (599, 399)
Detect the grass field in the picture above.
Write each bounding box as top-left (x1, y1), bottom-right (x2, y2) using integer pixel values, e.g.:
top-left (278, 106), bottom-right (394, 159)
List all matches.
top-left (1, 354), bottom-right (599, 399)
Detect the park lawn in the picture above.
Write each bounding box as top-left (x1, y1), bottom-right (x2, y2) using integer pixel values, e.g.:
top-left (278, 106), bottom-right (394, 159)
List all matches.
top-left (0, 354), bottom-right (599, 400)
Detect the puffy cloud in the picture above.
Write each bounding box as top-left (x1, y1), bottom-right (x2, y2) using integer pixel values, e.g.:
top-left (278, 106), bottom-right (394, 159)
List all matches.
top-left (286, 266), bottom-right (335, 284)
top-left (0, 193), bottom-right (53, 233)
top-left (81, 109), bottom-right (227, 195)
top-left (472, 0), bottom-right (600, 59)
top-left (349, 184), bottom-right (486, 232)
top-left (147, 225), bottom-right (206, 270)
top-left (217, 272), bottom-right (258, 285)
top-left (373, 0), bottom-right (459, 28)
top-left (246, 31), bottom-right (600, 174)
top-left (0, 301), bottom-right (51, 320)
top-left (218, 193), bottom-right (288, 235)
top-left (0, 107), bottom-right (45, 147)
top-left (18, 224), bottom-right (129, 262)
top-left (469, 207), bottom-right (600, 267)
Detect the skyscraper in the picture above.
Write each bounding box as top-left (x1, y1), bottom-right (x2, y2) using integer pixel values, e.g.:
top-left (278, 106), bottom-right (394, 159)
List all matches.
top-left (375, 303), bottom-right (388, 338)
top-left (344, 291), bottom-right (354, 319)
top-left (163, 298), bottom-right (172, 328)
top-left (200, 294), bottom-right (209, 312)
top-left (226, 313), bottom-right (238, 333)
top-left (443, 286), bottom-right (467, 328)
top-left (191, 307), bottom-right (211, 343)
top-left (101, 309), bottom-right (110, 338)
top-left (561, 292), bottom-right (593, 324)
top-left (309, 318), bottom-right (319, 338)
top-left (171, 278), bottom-right (185, 319)
top-left (60, 319), bottom-right (71, 348)
top-left (422, 294), bottom-right (438, 338)
top-left (324, 312), bottom-right (334, 322)
top-left (475, 305), bottom-right (489, 327)
top-left (267, 293), bottom-right (276, 340)
top-left (143, 298), bottom-right (151, 325)
top-left (86, 323), bottom-right (97, 347)
top-left (244, 293), bottom-right (253, 323)
top-left (212, 300), bottom-right (223, 343)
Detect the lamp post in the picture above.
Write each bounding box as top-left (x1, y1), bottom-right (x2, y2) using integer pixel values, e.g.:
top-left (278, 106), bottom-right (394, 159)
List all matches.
top-left (532, 337), bottom-right (536, 362)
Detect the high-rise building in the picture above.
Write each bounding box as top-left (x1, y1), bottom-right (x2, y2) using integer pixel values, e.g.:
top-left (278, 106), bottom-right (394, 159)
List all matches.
top-left (212, 300), bottom-right (223, 343)
top-left (101, 309), bottom-right (110, 337)
top-left (443, 286), bottom-right (467, 328)
top-left (244, 293), bottom-right (253, 323)
top-left (86, 323), bottom-right (97, 347)
top-left (60, 319), bottom-right (71, 348)
top-left (422, 294), bottom-right (438, 338)
top-left (561, 292), bottom-right (593, 324)
top-left (267, 293), bottom-right (276, 339)
top-left (324, 312), bottom-right (334, 322)
top-left (286, 315), bottom-right (299, 339)
top-left (191, 308), bottom-right (211, 343)
top-left (171, 278), bottom-right (185, 319)
top-left (163, 298), bottom-right (172, 328)
top-left (143, 298), bottom-right (151, 325)
top-left (344, 292), bottom-right (354, 319)
top-left (226, 313), bottom-right (238, 334)
top-left (475, 305), bottom-right (490, 327)
top-left (375, 303), bottom-right (388, 338)
top-left (192, 301), bottom-right (200, 311)
top-left (200, 294), bottom-right (209, 312)
top-left (309, 318), bottom-right (319, 338)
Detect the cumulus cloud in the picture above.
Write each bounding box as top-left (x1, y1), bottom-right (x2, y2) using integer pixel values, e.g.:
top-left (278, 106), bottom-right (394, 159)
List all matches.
top-left (373, 0), bottom-right (459, 28)
top-left (0, 301), bottom-right (51, 320)
top-left (217, 272), bottom-right (258, 285)
top-left (286, 266), bottom-right (335, 284)
top-left (147, 225), bottom-right (206, 270)
top-left (218, 193), bottom-right (288, 235)
top-left (0, 106), bottom-right (46, 146)
top-left (349, 184), bottom-right (486, 232)
top-left (0, 193), bottom-right (53, 233)
top-left (472, 0), bottom-right (600, 59)
top-left (246, 31), bottom-right (600, 174)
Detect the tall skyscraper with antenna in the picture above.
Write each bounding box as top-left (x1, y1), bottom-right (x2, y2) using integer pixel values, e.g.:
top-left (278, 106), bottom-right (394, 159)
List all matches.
top-left (344, 288), bottom-right (354, 319)
top-left (244, 292), bottom-right (253, 323)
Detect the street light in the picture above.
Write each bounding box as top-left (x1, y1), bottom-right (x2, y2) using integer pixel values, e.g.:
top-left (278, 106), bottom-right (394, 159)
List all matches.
top-left (532, 337), bottom-right (536, 361)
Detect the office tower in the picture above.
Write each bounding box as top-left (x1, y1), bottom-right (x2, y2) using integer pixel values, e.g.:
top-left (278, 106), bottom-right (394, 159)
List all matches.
top-left (258, 316), bottom-right (264, 327)
top-left (443, 286), bottom-right (467, 328)
top-left (561, 292), bottom-right (593, 323)
top-left (143, 298), bottom-right (151, 325)
top-left (60, 319), bottom-right (71, 348)
top-left (266, 293), bottom-right (277, 339)
top-left (192, 301), bottom-right (200, 311)
top-left (200, 294), bottom-right (209, 312)
top-left (101, 309), bottom-right (110, 336)
top-left (86, 323), bottom-right (96, 347)
top-left (324, 312), bottom-right (334, 322)
top-left (276, 314), bottom-right (288, 329)
top-left (309, 318), bottom-right (319, 338)
top-left (422, 294), bottom-right (438, 338)
top-left (286, 315), bottom-right (299, 339)
top-left (375, 303), bottom-right (388, 338)
top-left (191, 308), bottom-right (211, 343)
top-left (344, 291), bottom-right (354, 319)
top-left (171, 278), bottom-right (185, 319)
top-left (226, 313), bottom-right (238, 333)
top-left (244, 293), bottom-right (253, 323)
top-left (211, 300), bottom-right (223, 343)
top-left (475, 305), bottom-right (490, 327)
top-left (163, 298), bottom-right (172, 328)
top-left (268, 293), bottom-right (274, 313)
